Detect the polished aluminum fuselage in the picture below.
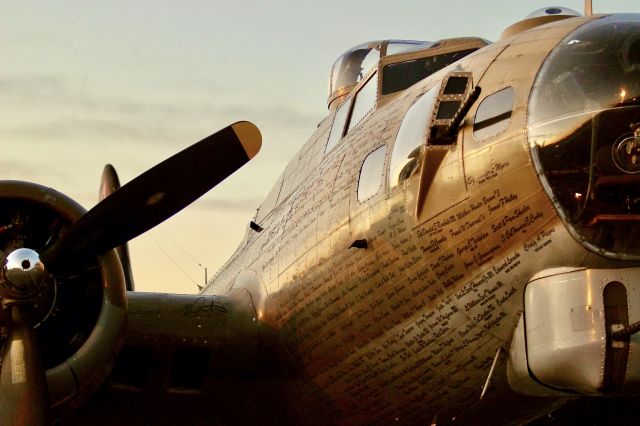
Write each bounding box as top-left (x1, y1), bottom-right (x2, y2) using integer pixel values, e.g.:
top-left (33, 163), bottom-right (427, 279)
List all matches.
top-left (205, 16), bottom-right (635, 424)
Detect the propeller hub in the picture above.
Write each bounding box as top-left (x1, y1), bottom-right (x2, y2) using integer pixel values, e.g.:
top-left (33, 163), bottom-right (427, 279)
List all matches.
top-left (1, 248), bottom-right (47, 300)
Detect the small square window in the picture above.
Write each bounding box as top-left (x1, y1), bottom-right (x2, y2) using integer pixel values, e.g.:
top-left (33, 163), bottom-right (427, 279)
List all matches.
top-left (443, 76), bottom-right (469, 95)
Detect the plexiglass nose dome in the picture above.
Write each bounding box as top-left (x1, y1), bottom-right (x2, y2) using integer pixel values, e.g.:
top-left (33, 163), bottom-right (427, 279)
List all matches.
top-left (529, 14), bottom-right (640, 257)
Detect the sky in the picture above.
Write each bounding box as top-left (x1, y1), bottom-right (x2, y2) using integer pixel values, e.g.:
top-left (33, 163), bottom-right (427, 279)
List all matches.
top-left (2, 1), bottom-right (639, 293)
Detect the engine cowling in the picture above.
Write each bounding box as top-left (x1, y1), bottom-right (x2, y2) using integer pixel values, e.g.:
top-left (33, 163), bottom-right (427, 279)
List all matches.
top-left (0, 180), bottom-right (127, 410)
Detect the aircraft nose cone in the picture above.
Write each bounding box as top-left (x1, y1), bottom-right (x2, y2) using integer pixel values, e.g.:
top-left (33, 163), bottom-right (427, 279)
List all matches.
top-left (1, 248), bottom-right (47, 299)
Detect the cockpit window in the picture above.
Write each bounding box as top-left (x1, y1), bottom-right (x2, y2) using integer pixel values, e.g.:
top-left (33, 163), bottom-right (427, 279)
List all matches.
top-left (329, 42), bottom-right (381, 107)
top-left (473, 87), bottom-right (515, 140)
top-left (381, 49), bottom-right (479, 96)
top-left (529, 14), bottom-right (640, 256)
top-left (348, 72), bottom-right (378, 132)
top-left (358, 146), bottom-right (387, 202)
top-left (325, 98), bottom-right (351, 154)
top-left (389, 88), bottom-right (437, 188)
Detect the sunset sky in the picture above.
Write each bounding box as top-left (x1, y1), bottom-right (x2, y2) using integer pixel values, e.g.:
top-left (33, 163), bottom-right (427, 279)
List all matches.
top-left (2, 1), bottom-right (638, 293)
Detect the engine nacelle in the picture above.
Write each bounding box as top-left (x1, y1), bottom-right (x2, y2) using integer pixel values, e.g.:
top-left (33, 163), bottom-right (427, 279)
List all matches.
top-left (0, 181), bottom-right (127, 410)
top-left (509, 267), bottom-right (640, 395)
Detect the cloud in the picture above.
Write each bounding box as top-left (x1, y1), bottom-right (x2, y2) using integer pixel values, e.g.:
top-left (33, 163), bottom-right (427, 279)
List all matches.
top-left (193, 197), bottom-right (261, 212)
top-left (0, 160), bottom-right (33, 175)
top-left (0, 73), bottom-right (317, 123)
top-left (0, 73), bottom-right (319, 148)
top-left (0, 158), bottom-right (80, 188)
top-left (0, 72), bottom-right (318, 211)
top-left (0, 73), bottom-right (188, 120)
top-left (0, 74), bottom-right (66, 97)
top-left (211, 103), bottom-right (317, 130)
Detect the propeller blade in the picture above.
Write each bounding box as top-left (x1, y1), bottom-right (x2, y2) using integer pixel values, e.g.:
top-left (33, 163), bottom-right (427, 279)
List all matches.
top-left (41, 121), bottom-right (261, 274)
top-left (99, 164), bottom-right (135, 291)
top-left (0, 304), bottom-right (51, 426)
top-left (99, 163), bottom-right (121, 202)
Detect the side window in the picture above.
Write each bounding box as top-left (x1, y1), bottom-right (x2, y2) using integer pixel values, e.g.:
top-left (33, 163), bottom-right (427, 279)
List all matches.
top-left (389, 88), bottom-right (437, 188)
top-left (473, 87), bottom-right (515, 140)
top-left (325, 99), bottom-right (351, 154)
top-left (357, 146), bottom-right (387, 202)
top-left (348, 72), bottom-right (378, 133)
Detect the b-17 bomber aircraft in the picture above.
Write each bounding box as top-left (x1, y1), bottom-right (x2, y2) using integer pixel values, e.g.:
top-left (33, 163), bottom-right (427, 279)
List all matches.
top-left (3, 4), bottom-right (640, 425)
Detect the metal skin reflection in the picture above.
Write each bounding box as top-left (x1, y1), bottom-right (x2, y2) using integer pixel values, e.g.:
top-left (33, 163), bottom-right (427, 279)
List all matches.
top-left (204, 13), bottom-right (640, 425)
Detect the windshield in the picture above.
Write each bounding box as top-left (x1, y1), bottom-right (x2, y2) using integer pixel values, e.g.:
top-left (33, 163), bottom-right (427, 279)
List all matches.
top-left (329, 42), bottom-right (381, 102)
top-left (529, 14), bottom-right (640, 257)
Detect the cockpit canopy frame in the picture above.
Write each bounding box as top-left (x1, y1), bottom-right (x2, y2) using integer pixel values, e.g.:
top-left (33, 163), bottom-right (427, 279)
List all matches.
top-left (378, 37), bottom-right (489, 106)
top-left (327, 40), bottom-right (430, 110)
top-left (327, 38), bottom-right (490, 111)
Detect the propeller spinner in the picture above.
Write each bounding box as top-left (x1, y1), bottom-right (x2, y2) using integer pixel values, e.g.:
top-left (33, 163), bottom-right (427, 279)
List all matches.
top-left (0, 249), bottom-right (51, 425)
top-left (1, 248), bottom-right (47, 299)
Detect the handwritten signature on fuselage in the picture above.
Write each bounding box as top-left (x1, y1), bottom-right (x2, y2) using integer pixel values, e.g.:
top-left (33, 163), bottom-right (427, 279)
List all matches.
top-left (183, 296), bottom-right (228, 316)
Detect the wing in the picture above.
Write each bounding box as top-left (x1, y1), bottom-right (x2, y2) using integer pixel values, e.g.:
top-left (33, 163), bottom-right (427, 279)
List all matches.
top-left (63, 289), bottom-right (293, 426)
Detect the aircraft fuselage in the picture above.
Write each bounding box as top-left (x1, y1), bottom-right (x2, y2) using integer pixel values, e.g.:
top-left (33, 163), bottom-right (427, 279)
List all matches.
top-left (205, 14), bottom-right (640, 424)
